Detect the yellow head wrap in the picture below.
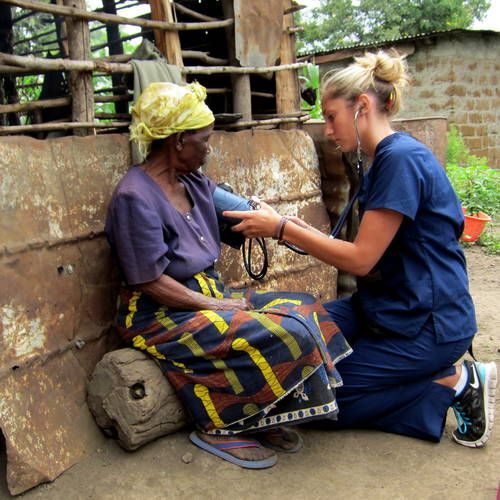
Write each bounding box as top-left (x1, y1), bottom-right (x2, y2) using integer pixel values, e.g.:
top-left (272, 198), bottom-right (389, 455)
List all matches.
top-left (130, 81), bottom-right (215, 161)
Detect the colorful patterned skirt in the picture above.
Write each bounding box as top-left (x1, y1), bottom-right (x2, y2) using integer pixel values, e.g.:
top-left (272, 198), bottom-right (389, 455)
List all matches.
top-left (116, 267), bottom-right (351, 434)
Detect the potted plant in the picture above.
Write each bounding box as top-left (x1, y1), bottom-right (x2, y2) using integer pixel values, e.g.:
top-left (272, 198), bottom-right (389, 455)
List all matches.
top-left (446, 126), bottom-right (499, 242)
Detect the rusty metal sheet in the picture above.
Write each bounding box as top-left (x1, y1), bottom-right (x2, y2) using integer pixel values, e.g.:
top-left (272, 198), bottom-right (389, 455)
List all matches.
top-left (234, 0), bottom-right (283, 67)
top-left (0, 135), bottom-right (130, 495)
top-left (0, 128), bottom-right (336, 494)
top-left (205, 129), bottom-right (337, 300)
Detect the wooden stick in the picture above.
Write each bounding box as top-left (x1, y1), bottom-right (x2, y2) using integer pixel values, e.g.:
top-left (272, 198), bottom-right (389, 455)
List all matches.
top-left (174, 2), bottom-right (218, 22)
top-left (181, 50), bottom-right (228, 65)
top-left (0, 52), bottom-right (134, 73)
top-left (183, 62), bottom-right (307, 74)
top-left (150, 0), bottom-right (183, 68)
top-left (94, 94), bottom-right (132, 102)
top-left (276, 0), bottom-right (301, 130)
top-left (221, 115), bottom-right (310, 129)
top-left (91, 29), bottom-right (151, 52)
top-left (284, 3), bottom-right (306, 14)
top-left (13, 27), bottom-right (57, 47)
top-left (0, 97), bottom-right (71, 114)
top-left (2, 0), bottom-right (234, 31)
top-left (0, 121), bottom-right (129, 135)
top-left (64, 0), bottom-right (93, 136)
top-left (94, 112), bottom-right (131, 119)
top-left (0, 52), bottom-right (307, 75)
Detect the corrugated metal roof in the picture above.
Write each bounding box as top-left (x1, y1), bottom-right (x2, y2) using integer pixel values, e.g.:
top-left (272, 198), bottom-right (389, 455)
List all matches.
top-left (298, 28), bottom-right (499, 58)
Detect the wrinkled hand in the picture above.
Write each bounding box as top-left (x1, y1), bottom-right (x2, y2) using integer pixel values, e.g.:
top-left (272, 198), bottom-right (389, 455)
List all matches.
top-left (223, 201), bottom-right (282, 238)
top-left (213, 297), bottom-right (250, 311)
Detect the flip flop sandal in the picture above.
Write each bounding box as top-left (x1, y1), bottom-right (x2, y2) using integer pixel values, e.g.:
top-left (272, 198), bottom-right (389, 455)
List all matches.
top-left (189, 431), bottom-right (278, 469)
top-left (257, 426), bottom-right (304, 453)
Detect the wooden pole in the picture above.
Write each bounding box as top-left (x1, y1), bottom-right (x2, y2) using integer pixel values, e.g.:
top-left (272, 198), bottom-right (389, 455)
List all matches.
top-left (0, 4), bottom-right (20, 126)
top-left (102, 0), bottom-right (127, 114)
top-left (64, 0), bottom-right (93, 135)
top-left (173, 3), bottom-right (218, 22)
top-left (0, 52), bottom-right (306, 75)
top-left (0, 121), bottom-right (129, 135)
top-left (276, 0), bottom-right (301, 130)
top-left (149, 0), bottom-right (183, 70)
top-left (220, 114), bottom-right (310, 129)
top-left (1, 0), bottom-right (234, 31)
top-left (221, 0), bottom-right (252, 122)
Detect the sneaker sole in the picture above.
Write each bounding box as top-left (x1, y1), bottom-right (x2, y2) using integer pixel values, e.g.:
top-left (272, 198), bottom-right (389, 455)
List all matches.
top-left (452, 361), bottom-right (497, 448)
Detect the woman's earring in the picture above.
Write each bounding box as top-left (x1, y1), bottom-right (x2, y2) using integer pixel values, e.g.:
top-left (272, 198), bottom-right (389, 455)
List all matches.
top-left (176, 143), bottom-right (183, 151)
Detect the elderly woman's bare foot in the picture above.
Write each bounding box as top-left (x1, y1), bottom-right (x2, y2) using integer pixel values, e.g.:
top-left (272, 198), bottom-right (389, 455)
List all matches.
top-left (257, 426), bottom-right (303, 453)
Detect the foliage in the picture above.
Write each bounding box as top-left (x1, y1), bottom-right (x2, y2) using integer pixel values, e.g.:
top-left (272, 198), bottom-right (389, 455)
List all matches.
top-left (300, 63), bottom-right (322, 119)
top-left (297, 0), bottom-right (491, 52)
top-left (446, 126), bottom-right (500, 217)
top-left (477, 224), bottom-right (500, 255)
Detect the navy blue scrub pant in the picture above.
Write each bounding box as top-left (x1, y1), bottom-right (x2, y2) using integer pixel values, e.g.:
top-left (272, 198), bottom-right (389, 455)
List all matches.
top-left (324, 297), bottom-right (474, 442)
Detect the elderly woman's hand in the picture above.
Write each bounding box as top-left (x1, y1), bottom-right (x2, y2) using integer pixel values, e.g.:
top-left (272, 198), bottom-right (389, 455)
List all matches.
top-left (213, 297), bottom-right (250, 311)
top-left (224, 201), bottom-right (282, 239)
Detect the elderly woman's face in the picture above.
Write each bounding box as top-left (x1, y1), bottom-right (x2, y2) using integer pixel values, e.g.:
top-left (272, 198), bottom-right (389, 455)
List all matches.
top-left (178, 124), bottom-right (214, 170)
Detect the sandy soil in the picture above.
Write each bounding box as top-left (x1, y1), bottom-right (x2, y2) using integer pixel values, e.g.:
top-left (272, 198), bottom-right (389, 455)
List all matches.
top-left (1, 247), bottom-right (499, 500)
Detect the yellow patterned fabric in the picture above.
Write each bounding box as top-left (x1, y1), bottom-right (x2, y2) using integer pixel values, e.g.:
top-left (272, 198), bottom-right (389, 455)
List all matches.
top-left (130, 82), bottom-right (215, 161)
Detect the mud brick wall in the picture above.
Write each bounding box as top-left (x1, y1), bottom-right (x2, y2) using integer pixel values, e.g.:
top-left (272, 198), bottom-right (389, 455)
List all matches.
top-left (317, 31), bottom-right (499, 168)
top-left (403, 32), bottom-right (499, 168)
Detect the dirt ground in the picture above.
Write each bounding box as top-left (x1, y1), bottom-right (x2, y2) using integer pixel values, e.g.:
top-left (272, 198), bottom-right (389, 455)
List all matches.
top-left (1, 247), bottom-right (499, 500)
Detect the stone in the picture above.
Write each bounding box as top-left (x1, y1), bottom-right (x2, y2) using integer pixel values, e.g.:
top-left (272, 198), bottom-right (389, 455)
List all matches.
top-left (87, 348), bottom-right (190, 450)
top-left (182, 452), bottom-right (193, 464)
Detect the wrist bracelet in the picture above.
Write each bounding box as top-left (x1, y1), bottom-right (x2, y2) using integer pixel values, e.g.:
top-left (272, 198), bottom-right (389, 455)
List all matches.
top-left (278, 217), bottom-right (289, 242)
top-left (273, 216), bottom-right (289, 240)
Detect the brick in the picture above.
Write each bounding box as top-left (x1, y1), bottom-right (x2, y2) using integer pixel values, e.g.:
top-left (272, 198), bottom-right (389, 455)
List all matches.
top-left (465, 100), bottom-right (475, 111)
top-left (419, 90), bottom-right (435, 98)
top-left (482, 88), bottom-right (493, 97)
top-left (445, 85), bottom-right (467, 96)
top-left (459, 125), bottom-right (475, 136)
top-left (472, 90), bottom-right (481, 97)
top-left (468, 62), bottom-right (478, 70)
top-left (467, 137), bottom-right (482, 149)
top-left (476, 100), bottom-right (491, 111)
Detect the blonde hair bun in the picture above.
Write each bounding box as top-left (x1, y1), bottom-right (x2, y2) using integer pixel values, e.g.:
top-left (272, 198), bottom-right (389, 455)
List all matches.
top-left (321, 49), bottom-right (410, 117)
top-left (355, 50), bottom-right (409, 90)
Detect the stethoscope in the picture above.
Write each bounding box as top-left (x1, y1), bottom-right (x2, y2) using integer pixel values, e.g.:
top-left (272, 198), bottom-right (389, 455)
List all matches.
top-left (283, 107), bottom-right (365, 255)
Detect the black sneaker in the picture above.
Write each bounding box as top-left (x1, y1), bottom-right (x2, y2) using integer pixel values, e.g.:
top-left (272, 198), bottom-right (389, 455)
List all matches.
top-left (452, 360), bottom-right (497, 448)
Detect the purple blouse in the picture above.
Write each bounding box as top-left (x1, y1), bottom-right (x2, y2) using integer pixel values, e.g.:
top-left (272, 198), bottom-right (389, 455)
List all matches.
top-left (105, 166), bottom-right (220, 285)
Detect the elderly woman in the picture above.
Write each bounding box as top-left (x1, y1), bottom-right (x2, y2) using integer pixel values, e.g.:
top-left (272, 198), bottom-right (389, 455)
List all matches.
top-left (105, 82), bottom-right (351, 469)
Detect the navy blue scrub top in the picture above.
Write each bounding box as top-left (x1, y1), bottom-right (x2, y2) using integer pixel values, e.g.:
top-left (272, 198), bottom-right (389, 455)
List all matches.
top-left (355, 132), bottom-right (477, 343)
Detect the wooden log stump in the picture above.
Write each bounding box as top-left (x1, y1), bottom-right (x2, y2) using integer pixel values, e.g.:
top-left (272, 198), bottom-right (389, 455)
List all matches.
top-left (87, 348), bottom-right (190, 450)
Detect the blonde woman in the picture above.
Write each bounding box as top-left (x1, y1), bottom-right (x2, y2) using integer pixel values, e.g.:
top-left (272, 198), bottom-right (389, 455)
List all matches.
top-left (225, 51), bottom-right (496, 447)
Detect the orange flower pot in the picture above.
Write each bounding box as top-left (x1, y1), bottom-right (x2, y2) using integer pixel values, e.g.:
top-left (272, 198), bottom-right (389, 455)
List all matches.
top-left (460, 209), bottom-right (492, 242)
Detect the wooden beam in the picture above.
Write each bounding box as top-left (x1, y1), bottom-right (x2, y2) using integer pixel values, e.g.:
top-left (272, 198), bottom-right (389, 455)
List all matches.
top-left (174, 3), bottom-right (218, 22)
top-left (0, 121), bottom-right (129, 134)
top-left (2, 0), bottom-right (234, 31)
top-left (221, 0), bottom-right (251, 122)
top-left (149, 0), bottom-right (183, 69)
top-left (64, 0), bottom-right (93, 135)
top-left (0, 52), bottom-right (133, 73)
top-left (0, 97), bottom-right (70, 113)
top-left (0, 52), bottom-right (307, 75)
top-left (276, 0), bottom-right (301, 130)
top-left (220, 114), bottom-right (310, 129)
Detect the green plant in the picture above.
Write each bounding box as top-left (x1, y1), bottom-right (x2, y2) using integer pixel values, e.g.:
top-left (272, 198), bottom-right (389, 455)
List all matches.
top-left (446, 126), bottom-right (500, 217)
top-left (300, 63), bottom-right (322, 119)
